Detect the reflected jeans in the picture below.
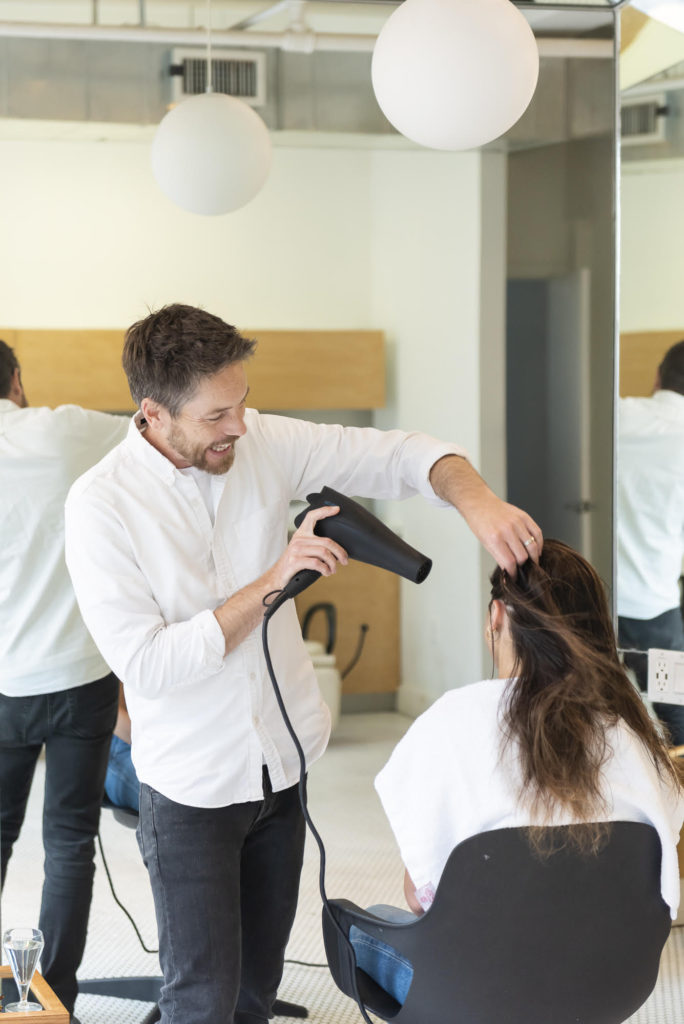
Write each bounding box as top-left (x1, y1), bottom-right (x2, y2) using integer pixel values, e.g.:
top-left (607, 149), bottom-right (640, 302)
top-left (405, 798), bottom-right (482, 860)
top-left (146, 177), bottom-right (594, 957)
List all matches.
top-left (619, 608), bottom-right (684, 745)
top-left (137, 767), bottom-right (305, 1024)
top-left (0, 673), bottom-right (118, 1014)
top-left (104, 734), bottom-right (140, 812)
top-left (350, 904), bottom-right (416, 1006)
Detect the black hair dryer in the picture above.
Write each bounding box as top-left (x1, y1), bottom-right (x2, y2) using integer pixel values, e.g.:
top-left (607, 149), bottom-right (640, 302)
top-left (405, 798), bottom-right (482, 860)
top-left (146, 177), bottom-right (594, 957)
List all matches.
top-left (265, 486), bottom-right (432, 617)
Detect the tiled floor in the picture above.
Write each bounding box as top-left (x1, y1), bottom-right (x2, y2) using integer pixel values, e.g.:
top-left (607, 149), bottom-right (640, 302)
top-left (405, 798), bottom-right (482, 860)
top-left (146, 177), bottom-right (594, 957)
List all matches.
top-left (2, 711), bottom-right (684, 1023)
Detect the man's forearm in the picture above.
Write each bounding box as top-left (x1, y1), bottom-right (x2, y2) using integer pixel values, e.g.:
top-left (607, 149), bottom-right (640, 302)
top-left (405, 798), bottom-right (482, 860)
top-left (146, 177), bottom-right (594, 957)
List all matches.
top-left (429, 454), bottom-right (494, 514)
top-left (213, 570), bottom-right (281, 656)
top-left (428, 454), bottom-right (543, 573)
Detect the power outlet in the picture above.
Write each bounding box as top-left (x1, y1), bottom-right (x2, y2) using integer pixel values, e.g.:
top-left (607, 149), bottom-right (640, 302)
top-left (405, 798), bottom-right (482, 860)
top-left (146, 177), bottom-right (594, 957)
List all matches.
top-left (647, 648), bottom-right (684, 705)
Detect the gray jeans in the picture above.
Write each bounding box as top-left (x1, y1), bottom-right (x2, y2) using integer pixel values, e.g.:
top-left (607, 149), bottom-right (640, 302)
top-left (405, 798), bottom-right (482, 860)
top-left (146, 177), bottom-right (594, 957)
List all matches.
top-left (137, 768), bottom-right (305, 1024)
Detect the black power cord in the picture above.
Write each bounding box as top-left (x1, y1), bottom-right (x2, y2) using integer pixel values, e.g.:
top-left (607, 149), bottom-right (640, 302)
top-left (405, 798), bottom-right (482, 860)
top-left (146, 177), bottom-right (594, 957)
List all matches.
top-left (96, 830), bottom-right (159, 955)
top-left (262, 593), bottom-right (376, 1024)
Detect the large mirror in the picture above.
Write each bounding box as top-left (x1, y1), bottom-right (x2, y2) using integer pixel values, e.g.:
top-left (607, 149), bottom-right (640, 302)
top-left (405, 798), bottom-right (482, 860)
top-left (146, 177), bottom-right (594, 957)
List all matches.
top-left (617, 4), bottom-right (684, 744)
top-left (0, 0), bottom-right (617, 716)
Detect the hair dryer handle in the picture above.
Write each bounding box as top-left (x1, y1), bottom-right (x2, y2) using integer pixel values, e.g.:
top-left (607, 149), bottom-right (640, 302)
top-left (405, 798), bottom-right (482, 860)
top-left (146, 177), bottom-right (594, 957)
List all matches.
top-left (264, 568), bottom-right (321, 619)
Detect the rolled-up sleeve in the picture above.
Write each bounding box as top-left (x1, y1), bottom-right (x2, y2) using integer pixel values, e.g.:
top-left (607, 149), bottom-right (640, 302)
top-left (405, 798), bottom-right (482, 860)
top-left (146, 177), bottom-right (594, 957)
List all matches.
top-left (65, 488), bottom-right (226, 697)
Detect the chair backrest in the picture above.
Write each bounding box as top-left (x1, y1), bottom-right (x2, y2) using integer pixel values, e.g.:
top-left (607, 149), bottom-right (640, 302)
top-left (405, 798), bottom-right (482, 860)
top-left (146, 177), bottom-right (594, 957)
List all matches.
top-left (325, 822), bottom-right (671, 1024)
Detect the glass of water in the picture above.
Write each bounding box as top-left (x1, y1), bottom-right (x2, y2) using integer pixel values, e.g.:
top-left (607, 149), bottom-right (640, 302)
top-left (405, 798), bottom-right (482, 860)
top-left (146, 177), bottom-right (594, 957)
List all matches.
top-left (2, 928), bottom-right (44, 1013)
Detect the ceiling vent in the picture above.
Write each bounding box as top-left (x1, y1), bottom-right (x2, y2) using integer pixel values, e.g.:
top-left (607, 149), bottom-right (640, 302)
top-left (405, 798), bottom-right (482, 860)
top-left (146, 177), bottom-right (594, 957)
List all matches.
top-left (621, 95), bottom-right (667, 146)
top-left (169, 48), bottom-right (266, 107)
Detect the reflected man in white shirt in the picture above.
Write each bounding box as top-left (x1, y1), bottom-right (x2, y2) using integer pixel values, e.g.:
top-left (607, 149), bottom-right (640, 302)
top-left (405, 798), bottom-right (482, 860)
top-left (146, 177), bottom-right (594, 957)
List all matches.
top-left (617, 340), bottom-right (684, 745)
top-left (64, 304), bottom-right (542, 1024)
top-left (0, 340), bottom-right (128, 1019)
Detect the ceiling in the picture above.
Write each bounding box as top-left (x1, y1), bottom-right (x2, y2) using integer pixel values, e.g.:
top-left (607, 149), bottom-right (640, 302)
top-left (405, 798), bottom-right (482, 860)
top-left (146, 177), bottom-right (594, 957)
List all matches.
top-left (0, 1), bottom-right (618, 39)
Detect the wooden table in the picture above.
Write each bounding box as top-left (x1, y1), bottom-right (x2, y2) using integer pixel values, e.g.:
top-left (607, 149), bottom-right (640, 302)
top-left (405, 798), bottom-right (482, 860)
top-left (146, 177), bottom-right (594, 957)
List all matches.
top-left (0, 966), bottom-right (68, 1021)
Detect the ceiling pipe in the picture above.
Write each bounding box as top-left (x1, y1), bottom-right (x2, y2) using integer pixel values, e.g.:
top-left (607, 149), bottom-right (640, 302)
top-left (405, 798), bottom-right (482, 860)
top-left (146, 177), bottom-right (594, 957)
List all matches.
top-left (0, 21), bottom-right (614, 58)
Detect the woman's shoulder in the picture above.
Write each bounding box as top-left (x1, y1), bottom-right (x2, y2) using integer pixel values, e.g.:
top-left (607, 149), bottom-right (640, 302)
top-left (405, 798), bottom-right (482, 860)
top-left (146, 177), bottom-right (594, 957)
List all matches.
top-left (428, 677), bottom-right (509, 715)
top-left (396, 678), bottom-right (509, 751)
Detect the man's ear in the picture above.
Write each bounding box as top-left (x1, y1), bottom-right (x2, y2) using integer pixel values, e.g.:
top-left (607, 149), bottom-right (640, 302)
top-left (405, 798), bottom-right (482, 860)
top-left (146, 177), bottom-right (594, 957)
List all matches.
top-left (140, 397), bottom-right (167, 428)
top-left (8, 368), bottom-right (25, 406)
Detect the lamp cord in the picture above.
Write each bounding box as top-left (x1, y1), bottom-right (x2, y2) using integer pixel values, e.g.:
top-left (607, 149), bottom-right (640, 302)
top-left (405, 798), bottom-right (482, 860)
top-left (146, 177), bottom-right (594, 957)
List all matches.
top-left (206, 0), bottom-right (213, 93)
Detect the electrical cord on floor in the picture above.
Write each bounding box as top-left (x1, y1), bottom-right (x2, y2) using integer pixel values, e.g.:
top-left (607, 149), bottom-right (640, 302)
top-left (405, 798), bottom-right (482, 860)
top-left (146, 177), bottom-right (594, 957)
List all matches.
top-left (98, 824), bottom-right (331, 967)
top-left (96, 830), bottom-right (159, 955)
top-left (262, 593), bottom-right (376, 1024)
top-left (284, 959), bottom-right (328, 968)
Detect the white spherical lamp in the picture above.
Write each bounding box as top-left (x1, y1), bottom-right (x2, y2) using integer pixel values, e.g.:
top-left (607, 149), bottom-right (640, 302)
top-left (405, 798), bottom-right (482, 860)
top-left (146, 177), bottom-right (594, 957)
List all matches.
top-left (372, 0), bottom-right (540, 151)
top-left (151, 92), bottom-right (272, 215)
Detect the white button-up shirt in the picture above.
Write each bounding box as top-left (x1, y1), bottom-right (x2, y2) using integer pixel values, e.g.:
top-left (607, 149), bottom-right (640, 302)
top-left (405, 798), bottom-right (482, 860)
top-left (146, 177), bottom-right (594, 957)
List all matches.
top-left (617, 390), bottom-right (684, 619)
top-left (0, 399), bottom-right (128, 695)
top-left (65, 409), bottom-right (463, 808)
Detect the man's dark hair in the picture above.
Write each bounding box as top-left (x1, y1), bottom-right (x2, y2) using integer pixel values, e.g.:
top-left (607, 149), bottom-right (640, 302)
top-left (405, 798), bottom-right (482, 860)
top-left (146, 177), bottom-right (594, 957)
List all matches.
top-left (0, 340), bottom-right (20, 399)
top-left (658, 340), bottom-right (684, 396)
top-left (122, 304), bottom-right (257, 416)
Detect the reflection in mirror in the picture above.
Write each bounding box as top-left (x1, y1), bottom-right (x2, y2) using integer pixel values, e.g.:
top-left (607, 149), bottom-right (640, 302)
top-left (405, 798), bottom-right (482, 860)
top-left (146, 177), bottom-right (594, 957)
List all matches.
top-left (618, 5), bottom-right (684, 744)
top-left (504, 9), bottom-right (616, 591)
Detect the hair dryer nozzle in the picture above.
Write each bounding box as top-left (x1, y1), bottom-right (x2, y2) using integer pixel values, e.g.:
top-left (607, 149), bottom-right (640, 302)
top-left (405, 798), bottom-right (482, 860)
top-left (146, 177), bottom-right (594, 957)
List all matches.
top-left (294, 486), bottom-right (432, 585)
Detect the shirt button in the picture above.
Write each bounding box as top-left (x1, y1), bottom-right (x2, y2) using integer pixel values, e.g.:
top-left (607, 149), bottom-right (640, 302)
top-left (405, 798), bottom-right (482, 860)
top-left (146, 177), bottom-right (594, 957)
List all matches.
top-left (253, 716), bottom-right (260, 727)
top-left (249, 672), bottom-right (256, 681)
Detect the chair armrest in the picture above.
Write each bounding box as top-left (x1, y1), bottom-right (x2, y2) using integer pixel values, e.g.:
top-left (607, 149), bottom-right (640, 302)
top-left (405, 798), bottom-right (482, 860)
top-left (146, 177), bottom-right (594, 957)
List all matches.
top-left (322, 900), bottom-right (402, 1020)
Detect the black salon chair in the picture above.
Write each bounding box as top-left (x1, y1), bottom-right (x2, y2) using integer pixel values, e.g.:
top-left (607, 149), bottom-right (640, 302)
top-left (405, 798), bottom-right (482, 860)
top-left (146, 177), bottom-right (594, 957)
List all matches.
top-left (80, 800), bottom-right (308, 1022)
top-left (323, 821), bottom-right (671, 1024)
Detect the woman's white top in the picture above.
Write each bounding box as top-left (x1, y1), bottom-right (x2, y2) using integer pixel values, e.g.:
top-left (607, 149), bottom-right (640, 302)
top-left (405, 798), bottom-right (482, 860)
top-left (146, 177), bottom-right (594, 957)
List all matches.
top-left (375, 678), bottom-right (684, 918)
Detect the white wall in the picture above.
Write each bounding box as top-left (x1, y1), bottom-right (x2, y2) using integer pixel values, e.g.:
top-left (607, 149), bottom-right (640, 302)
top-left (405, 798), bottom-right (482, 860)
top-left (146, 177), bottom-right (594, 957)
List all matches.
top-left (621, 159), bottom-right (684, 331)
top-left (369, 148), bottom-right (493, 713)
top-left (0, 129), bottom-right (503, 710)
top-left (0, 137), bottom-right (373, 329)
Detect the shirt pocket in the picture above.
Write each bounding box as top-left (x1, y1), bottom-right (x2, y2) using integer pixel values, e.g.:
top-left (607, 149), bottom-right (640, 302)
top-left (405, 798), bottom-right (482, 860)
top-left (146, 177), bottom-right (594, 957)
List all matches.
top-left (229, 499), bottom-right (289, 581)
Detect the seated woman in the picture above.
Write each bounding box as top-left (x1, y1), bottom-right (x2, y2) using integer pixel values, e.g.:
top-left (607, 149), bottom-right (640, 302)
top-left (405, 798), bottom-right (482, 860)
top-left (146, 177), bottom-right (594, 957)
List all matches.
top-left (351, 539), bottom-right (684, 1004)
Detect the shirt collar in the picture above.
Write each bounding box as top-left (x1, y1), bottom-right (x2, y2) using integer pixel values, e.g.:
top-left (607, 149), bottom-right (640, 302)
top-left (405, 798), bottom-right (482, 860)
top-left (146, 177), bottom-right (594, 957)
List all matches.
top-left (653, 389), bottom-right (684, 411)
top-left (0, 398), bottom-right (21, 413)
top-left (124, 412), bottom-right (178, 485)
top-left (651, 389), bottom-right (684, 417)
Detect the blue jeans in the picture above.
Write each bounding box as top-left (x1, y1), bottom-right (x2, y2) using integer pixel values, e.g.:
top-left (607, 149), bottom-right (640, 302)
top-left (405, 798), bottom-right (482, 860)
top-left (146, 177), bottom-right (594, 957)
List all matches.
top-left (0, 673), bottom-right (118, 1014)
top-left (137, 768), bottom-right (305, 1024)
top-left (619, 608), bottom-right (684, 744)
top-left (350, 904), bottom-right (415, 1006)
top-left (104, 734), bottom-right (140, 811)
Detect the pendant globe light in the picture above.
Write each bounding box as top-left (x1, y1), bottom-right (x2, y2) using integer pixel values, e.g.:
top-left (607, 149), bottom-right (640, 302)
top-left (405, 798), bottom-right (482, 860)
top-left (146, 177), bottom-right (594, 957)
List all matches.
top-left (151, 0), bottom-right (272, 215)
top-left (371, 0), bottom-right (540, 151)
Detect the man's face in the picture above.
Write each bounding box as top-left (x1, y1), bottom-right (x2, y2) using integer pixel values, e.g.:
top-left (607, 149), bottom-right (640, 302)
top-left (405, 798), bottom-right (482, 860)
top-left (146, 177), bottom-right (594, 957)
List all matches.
top-left (153, 363), bottom-right (249, 475)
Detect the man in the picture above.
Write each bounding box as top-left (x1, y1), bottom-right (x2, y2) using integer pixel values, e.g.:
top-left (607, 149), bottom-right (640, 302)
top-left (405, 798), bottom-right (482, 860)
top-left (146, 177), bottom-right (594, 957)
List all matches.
top-left (64, 304), bottom-right (542, 1024)
top-left (0, 340), bottom-right (128, 1019)
top-left (617, 339), bottom-right (684, 745)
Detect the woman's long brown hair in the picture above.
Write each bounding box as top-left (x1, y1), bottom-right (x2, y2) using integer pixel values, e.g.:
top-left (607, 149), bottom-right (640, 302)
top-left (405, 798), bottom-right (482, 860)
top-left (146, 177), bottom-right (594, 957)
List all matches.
top-left (490, 539), bottom-right (682, 851)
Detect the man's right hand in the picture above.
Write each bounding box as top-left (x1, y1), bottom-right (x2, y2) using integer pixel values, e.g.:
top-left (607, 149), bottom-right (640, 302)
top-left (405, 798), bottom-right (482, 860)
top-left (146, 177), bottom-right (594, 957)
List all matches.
top-left (267, 504), bottom-right (349, 592)
top-left (214, 505), bottom-right (349, 655)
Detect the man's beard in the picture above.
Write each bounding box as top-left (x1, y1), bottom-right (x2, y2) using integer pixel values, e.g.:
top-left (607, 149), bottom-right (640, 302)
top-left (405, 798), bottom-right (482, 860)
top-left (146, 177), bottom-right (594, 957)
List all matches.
top-left (168, 423), bottom-right (238, 475)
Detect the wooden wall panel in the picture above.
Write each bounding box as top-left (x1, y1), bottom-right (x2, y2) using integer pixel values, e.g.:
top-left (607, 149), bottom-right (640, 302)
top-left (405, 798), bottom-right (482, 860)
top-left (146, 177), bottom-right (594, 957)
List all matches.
top-left (620, 330), bottom-right (684, 396)
top-left (3, 328), bottom-right (385, 411)
top-left (247, 330), bottom-right (385, 410)
top-left (295, 560), bottom-right (400, 695)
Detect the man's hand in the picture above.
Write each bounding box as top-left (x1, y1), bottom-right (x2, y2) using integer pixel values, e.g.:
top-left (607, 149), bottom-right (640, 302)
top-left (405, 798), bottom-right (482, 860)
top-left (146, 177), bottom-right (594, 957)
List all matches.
top-left (429, 455), bottom-right (543, 575)
top-left (213, 505), bottom-right (349, 655)
top-left (267, 504), bottom-right (348, 591)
